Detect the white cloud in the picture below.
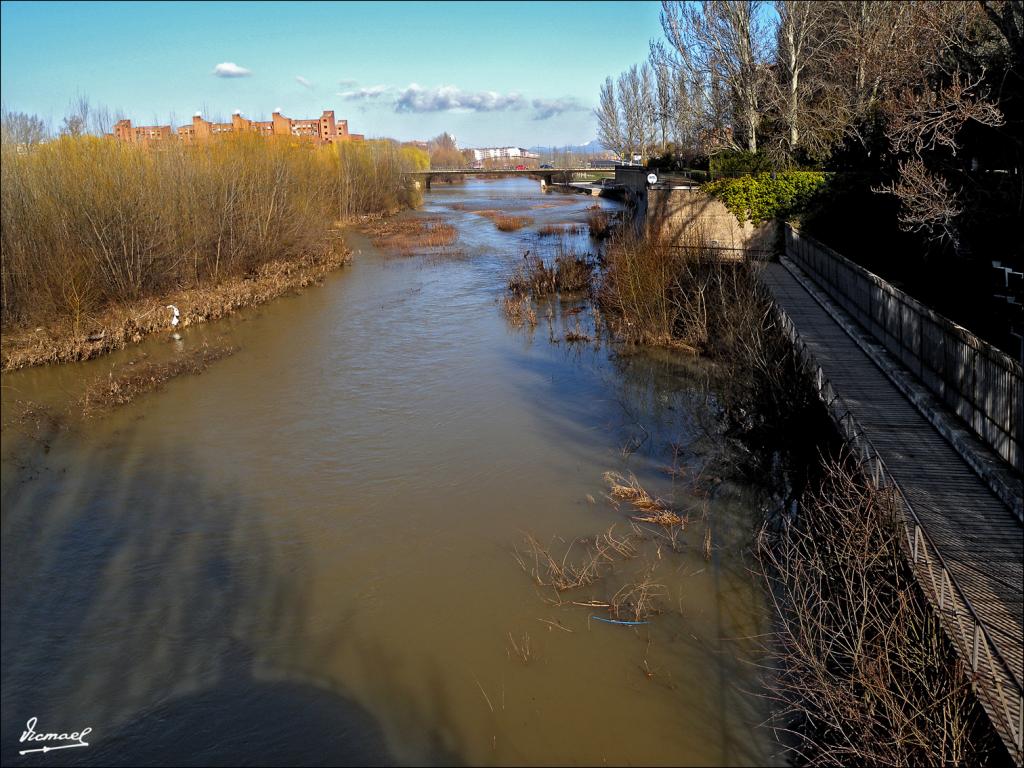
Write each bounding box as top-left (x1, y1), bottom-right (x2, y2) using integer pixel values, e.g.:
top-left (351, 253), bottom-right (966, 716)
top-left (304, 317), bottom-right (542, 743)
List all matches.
top-left (295, 75), bottom-right (312, 89)
top-left (212, 62), bottom-right (251, 78)
top-left (337, 85), bottom-right (392, 101)
top-left (532, 97), bottom-right (588, 120)
top-left (394, 84), bottom-right (525, 113)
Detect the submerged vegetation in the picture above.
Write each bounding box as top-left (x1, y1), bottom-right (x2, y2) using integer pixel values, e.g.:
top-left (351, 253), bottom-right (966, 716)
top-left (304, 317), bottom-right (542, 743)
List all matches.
top-left (501, 220), bottom-right (1006, 761)
top-left (80, 343), bottom-right (239, 416)
top-left (363, 216), bottom-right (458, 255)
top-left (0, 134), bottom-right (425, 366)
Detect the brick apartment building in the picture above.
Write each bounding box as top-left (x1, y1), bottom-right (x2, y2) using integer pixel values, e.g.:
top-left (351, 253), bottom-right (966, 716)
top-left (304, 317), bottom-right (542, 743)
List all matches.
top-left (113, 109), bottom-right (364, 146)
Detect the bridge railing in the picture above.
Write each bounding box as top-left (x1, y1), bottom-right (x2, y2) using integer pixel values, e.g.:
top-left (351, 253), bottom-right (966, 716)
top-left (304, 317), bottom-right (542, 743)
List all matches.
top-left (772, 304), bottom-right (1023, 763)
top-left (785, 225), bottom-right (1023, 473)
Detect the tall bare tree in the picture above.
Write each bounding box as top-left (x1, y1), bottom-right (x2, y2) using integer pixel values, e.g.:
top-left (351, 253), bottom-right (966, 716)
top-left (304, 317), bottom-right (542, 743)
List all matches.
top-left (614, 64), bottom-right (658, 162)
top-left (650, 43), bottom-right (676, 152)
top-left (661, 0), bottom-right (772, 152)
top-left (771, 1), bottom-right (840, 160)
top-left (595, 76), bottom-right (627, 160)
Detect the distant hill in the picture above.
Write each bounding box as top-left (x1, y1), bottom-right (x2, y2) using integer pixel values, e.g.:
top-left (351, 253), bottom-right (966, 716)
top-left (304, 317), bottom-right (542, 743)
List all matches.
top-left (528, 139), bottom-right (610, 156)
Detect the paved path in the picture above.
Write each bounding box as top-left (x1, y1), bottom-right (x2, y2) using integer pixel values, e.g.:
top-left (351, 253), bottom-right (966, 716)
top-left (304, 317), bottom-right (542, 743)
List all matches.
top-left (760, 259), bottom-right (1023, 762)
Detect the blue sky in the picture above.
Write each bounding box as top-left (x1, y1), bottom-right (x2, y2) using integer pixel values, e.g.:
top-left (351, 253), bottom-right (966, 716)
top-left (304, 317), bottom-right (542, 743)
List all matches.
top-left (0, 0), bottom-right (663, 147)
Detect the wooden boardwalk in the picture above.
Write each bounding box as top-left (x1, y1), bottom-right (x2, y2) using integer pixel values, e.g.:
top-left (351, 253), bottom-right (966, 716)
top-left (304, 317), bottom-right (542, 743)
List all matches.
top-left (759, 260), bottom-right (1023, 762)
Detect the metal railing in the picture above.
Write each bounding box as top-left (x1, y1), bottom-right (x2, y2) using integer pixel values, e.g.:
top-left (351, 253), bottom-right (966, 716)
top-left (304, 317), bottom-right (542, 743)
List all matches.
top-left (785, 225), bottom-right (1023, 473)
top-left (772, 304), bottom-right (1024, 764)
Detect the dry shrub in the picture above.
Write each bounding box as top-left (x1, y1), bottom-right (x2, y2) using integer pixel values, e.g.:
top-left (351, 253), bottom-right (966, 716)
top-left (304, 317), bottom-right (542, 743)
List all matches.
top-left (602, 471), bottom-right (685, 528)
top-left (80, 343), bottom-right (238, 415)
top-left (553, 248), bottom-right (594, 293)
top-left (0, 135), bottom-right (420, 334)
top-left (597, 230), bottom-right (749, 352)
top-left (507, 248), bottom-right (594, 301)
top-left (494, 215), bottom-right (533, 232)
top-left (759, 455), bottom-right (1000, 765)
top-left (508, 253), bottom-right (556, 298)
top-left (587, 208), bottom-right (612, 239)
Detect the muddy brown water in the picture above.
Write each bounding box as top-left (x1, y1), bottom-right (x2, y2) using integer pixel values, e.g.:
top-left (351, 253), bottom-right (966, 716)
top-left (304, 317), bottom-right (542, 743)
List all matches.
top-left (1, 178), bottom-right (778, 766)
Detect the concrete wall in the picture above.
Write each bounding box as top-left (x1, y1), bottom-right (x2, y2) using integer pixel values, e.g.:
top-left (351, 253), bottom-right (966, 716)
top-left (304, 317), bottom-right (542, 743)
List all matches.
top-left (646, 186), bottom-right (775, 254)
top-left (613, 166), bottom-right (774, 253)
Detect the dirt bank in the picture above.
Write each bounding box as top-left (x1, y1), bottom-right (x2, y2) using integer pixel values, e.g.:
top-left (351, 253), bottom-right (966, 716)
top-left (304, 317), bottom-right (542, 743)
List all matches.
top-left (1, 243), bottom-right (352, 372)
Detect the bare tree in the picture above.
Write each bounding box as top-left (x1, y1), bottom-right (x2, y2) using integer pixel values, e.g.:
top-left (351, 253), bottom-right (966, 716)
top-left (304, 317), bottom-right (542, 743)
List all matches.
top-left (615, 63), bottom-right (658, 162)
top-left (771, 1), bottom-right (839, 160)
top-left (876, 71), bottom-right (1004, 250)
top-left (595, 76), bottom-right (627, 160)
top-left (661, 0), bottom-right (772, 152)
top-left (650, 44), bottom-right (675, 152)
top-left (427, 132), bottom-right (463, 169)
top-left (0, 106), bottom-right (49, 147)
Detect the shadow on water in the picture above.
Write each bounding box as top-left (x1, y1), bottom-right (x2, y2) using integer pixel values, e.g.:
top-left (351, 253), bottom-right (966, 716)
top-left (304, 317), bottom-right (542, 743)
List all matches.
top-left (0, 427), bottom-right (447, 767)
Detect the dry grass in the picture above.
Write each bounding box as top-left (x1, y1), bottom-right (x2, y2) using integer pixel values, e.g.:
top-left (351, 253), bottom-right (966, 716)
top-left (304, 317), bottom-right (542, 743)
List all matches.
top-left (609, 567), bottom-right (666, 622)
top-left (80, 342), bottom-right (238, 415)
top-left (506, 632), bottom-right (535, 664)
top-left (513, 532), bottom-right (613, 592)
top-left (564, 322), bottom-right (591, 344)
top-left (365, 216), bottom-right (457, 255)
top-left (1, 246), bottom-right (350, 371)
top-left (532, 198), bottom-right (578, 209)
top-left (537, 223), bottom-right (584, 237)
top-left (502, 294), bottom-right (537, 328)
top-left (553, 249), bottom-right (594, 293)
top-left (494, 215), bottom-right (534, 232)
top-left (1, 135), bottom-right (423, 338)
top-left (602, 471), bottom-right (686, 527)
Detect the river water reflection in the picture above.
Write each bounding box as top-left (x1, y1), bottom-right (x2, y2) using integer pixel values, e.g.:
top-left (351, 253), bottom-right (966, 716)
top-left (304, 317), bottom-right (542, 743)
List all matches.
top-left (1, 178), bottom-right (777, 766)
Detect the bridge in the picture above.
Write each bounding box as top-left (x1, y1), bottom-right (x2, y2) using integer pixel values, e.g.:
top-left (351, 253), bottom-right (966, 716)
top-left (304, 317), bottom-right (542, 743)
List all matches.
top-left (760, 225), bottom-right (1023, 763)
top-left (409, 167), bottom-right (614, 190)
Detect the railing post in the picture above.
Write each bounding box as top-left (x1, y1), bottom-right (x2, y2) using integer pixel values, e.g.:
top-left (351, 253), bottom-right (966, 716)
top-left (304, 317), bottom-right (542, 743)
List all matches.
top-left (973, 622), bottom-right (981, 671)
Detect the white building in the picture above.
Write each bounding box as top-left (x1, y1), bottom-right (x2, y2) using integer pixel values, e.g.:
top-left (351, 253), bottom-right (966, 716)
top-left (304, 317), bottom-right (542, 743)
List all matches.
top-left (467, 146), bottom-right (539, 166)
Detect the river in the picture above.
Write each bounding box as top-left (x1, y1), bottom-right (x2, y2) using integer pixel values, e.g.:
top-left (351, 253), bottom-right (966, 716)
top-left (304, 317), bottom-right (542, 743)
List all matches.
top-left (1, 177), bottom-right (777, 766)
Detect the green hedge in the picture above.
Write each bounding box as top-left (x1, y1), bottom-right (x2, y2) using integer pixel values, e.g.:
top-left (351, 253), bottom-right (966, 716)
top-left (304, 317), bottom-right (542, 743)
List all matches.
top-left (708, 150), bottom-right (772, 179)
top-left (704, 171), bottom-right (830, 223)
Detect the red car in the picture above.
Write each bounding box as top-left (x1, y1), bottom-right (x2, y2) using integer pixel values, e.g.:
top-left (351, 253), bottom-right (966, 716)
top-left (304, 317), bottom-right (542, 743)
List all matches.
top-left (515, 164), bottom-right (526, 171)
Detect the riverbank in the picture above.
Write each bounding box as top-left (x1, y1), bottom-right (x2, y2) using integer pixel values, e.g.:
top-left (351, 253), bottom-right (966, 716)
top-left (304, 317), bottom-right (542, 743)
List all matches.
top-left (1, 240), bottom-right (352, 371)
top-left (507, 228), bottom-right (1006, 763)
top-left (1, 135), bottom-right (426, 370)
